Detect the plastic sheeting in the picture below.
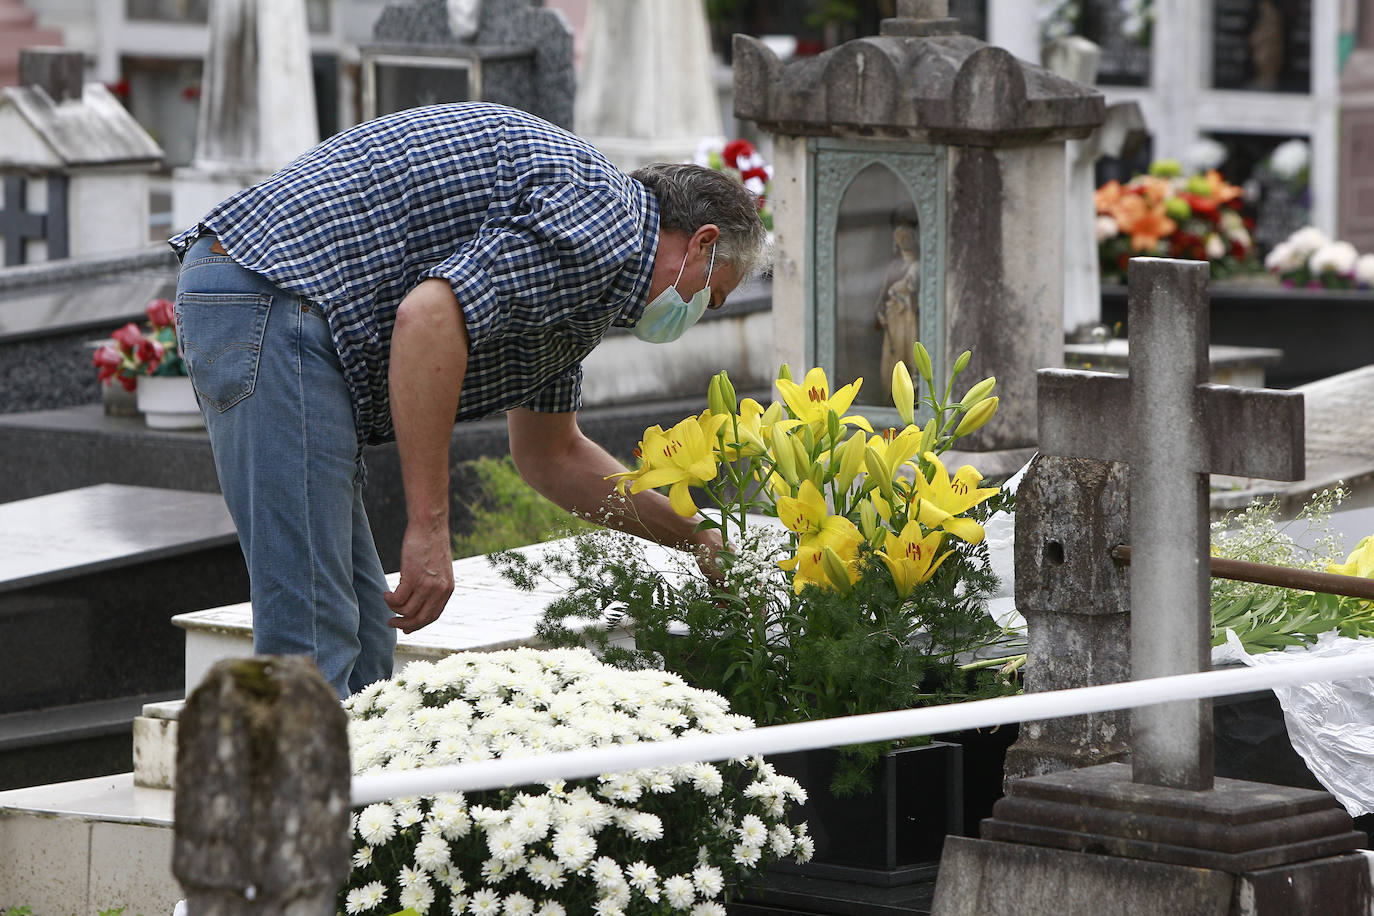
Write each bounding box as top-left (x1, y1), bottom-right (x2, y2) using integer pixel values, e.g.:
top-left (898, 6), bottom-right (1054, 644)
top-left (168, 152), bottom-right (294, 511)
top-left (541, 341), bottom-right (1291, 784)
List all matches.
top-left (1213, 631), bottom-right (1374, 817)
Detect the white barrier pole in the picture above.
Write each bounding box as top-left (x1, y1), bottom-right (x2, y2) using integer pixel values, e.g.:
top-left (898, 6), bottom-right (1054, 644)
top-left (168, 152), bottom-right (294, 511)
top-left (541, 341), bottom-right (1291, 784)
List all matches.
top-left (351, 651), bottom-right (1374, 805)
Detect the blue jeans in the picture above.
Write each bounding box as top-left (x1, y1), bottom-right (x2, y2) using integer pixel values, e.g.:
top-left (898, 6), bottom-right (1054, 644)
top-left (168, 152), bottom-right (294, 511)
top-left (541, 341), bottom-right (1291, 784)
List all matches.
top-left (175, 233), bottom-right (396, 697)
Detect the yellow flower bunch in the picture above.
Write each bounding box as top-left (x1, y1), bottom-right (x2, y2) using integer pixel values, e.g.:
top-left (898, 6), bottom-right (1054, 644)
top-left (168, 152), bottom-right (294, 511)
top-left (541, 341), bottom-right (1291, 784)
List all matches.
top-left (611, 342), bottom-right (1002, 600)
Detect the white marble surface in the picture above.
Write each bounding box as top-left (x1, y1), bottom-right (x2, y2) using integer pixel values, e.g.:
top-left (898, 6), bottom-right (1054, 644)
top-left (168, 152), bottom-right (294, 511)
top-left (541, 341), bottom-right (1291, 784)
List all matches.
top-left (0, 773), bottom-right (172, 825)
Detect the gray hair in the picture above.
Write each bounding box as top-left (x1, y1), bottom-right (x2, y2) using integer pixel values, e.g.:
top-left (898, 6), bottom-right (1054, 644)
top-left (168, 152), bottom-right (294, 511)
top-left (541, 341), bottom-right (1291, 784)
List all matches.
top-left (630, 162), bottom-right (769, 278)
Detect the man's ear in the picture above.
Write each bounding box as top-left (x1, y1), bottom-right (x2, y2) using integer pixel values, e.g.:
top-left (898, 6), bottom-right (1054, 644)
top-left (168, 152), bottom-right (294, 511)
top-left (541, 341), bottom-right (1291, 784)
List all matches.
top-left (689, 223), bottom-right (720, 256)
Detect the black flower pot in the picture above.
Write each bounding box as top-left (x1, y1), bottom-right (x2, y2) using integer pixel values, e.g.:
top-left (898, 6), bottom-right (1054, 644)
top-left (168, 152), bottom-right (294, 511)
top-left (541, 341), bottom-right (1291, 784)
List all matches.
top-left (766, 741), bottom-right (963, 887)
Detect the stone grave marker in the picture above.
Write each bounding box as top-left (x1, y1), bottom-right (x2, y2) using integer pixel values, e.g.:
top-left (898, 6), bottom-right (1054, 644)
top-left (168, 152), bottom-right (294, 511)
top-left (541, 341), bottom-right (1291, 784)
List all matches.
top-left (0, 484), bottom-right (248, 790)
top-left (931, 258), bottom-right (1370, 915)
top-left (362, 0), bottom-right (574, 128)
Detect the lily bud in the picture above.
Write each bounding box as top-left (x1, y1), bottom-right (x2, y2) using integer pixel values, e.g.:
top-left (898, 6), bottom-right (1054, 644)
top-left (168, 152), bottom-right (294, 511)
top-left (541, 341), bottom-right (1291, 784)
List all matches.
top-left (826, 410), bottom-right (842, 447)
top-left (835, 430), bottom-right (867, 492)
top-left (707, 374), bottom-right (727, 415)
top-left (716, 371), bottom-right (737, 413)
top-left (859, 498), bottom-right (879, 542)
top-left (771, 433), bottom-right (799, 486)
top-left (777, 363), bottom-right (793, 383)
top-left (958, 376), bottom-right (996, 410)
top-left (865, 445), bottom-right (895, 501)
top-left (955, 396), bottom-right (999, 437)
top-left (820, 546), bottom-right (854, 595)
top-left (919, 418), bottom-right (938, 455)
top-left (911, 342), bottom-right (933, 384)
top-left (892, 361), bottom-right (915, 428)
top-left (951, 349), bottom-right (972, 379)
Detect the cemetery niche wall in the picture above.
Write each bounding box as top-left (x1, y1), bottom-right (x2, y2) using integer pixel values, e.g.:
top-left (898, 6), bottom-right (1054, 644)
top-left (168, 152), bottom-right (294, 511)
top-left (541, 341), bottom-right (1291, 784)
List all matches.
top-left (734, 0), bottom-right (1103, 461)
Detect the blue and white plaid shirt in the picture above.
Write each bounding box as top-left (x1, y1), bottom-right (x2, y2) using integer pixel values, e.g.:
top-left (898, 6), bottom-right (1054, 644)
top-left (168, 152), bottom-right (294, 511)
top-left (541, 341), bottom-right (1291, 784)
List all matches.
top-left (170, 103), bottom-right (659, 447)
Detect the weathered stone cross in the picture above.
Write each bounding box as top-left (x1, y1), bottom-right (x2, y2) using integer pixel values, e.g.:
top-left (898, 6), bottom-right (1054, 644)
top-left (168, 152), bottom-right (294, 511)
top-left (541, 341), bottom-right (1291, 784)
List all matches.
top-left (1036, 257), bottom-right (1305, 790)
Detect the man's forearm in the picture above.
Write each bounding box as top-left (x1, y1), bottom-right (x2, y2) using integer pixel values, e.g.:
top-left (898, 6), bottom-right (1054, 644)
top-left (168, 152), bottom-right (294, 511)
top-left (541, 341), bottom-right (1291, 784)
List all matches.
top-left (390, 279), bottom-right (469, 530)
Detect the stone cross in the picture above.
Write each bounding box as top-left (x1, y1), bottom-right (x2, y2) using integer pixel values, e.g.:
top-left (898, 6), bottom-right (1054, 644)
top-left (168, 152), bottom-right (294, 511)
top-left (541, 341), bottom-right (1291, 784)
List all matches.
top-left (1036, 257), bottom-right (1305, 790)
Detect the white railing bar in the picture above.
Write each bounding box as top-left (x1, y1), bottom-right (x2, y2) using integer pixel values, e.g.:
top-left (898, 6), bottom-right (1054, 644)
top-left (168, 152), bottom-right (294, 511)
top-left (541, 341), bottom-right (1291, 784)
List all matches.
top-left (351, 651), bottom-right (1374, 806)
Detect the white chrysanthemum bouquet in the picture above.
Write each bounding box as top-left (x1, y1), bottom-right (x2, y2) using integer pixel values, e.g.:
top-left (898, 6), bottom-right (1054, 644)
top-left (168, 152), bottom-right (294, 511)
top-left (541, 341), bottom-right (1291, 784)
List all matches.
top-left (340, 648), bottom-right (812, 916)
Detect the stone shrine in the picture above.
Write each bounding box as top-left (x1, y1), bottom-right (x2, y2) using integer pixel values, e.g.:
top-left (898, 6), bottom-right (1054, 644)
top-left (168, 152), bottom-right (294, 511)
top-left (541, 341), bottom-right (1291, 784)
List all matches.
top-left (0, 48), bottom-right (162, 265)
top-left (732, 0), bottom-right (1103, 461)
top-left (361, 0), bottom-right (574, 128)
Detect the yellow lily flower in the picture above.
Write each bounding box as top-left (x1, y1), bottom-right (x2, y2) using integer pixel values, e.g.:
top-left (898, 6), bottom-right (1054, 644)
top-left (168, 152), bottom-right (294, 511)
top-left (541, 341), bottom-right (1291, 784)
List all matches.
top-left (864, 426), bottom-right (924, 499)
top-left (877, 521), bottom-right (953, 597)
top-left (618, 411), bottom-right (728, 516)
top-left (1328, 535), bottom-right (1374, 579)
top-left (911, 451), bottom-right (999, 544)
top-left (778, 514), bottom-right (865, 594)
top-left (720, 397), bottom-right (771, 461)
top-left (775, 366), bottom-right (874, 437)
top-left (777, 479), bottom-right (827, 538)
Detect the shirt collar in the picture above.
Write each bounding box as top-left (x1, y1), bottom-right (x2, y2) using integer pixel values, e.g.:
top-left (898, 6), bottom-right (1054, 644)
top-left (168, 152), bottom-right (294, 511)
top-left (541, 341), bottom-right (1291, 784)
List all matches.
top-left (611, 181), bottom-right (660, 328)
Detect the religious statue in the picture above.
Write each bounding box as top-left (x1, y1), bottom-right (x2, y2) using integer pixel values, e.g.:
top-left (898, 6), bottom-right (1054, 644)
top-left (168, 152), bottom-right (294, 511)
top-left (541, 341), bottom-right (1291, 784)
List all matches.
top-left (874, 216), bottom-right (921, 399)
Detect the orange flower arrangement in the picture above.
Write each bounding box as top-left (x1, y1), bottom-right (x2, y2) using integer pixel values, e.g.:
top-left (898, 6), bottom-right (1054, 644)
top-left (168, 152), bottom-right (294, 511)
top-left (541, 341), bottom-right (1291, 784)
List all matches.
top-left (1096, 160), bottom-right (1259, 284)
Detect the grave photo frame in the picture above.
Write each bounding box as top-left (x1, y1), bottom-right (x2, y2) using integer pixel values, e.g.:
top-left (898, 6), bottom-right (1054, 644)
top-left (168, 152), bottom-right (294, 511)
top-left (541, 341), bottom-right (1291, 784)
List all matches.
top-left (360, 48), bottom-right (481, 121)
top-left (809, 138), bottom-right (947, 429)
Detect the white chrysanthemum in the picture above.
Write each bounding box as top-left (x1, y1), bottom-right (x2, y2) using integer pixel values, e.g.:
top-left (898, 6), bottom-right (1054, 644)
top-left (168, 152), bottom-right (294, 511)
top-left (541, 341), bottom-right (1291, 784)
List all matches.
top-left (626, 860), bottom-right (660, 896)
top-left (1310, 240), bottom-right (1359, 276)
top-left (508, 804), bottom-right (551, 843)
top-left (536, 903), bottom-right (566, 916)
top-left (448, 895), bottom-right (470, 915)
top-left (794, 833), bottom-right (816, 862)
top-left (399, 880), bottom-right (435, 914)
top-left (690, 764), bottom-right (724, 796)
top-left (396, 802), bottom-right (425, 828)
top-left (590, 855), bottom-right (624, 888)
top-left (769, 823), bottom-right (796, 856)
top-left (1356, 253), bottom-right (1374, 286)
top-left (663, 874), bottom-right (696, 908)
top-left (345, 881), bottom-right (387, 914)
top-left (732, 842), bottom-right (762, 867)
top-left (486, 825), bottom-right (526, 862)
top-left (357, 803), bottom-right (396, 846)
top-left (468, 889), bottom-right (502, 915)
top-left (1268, 138), bottom-right (1310, 180)
top-left (352, 846), bottom-right (373, 869)
top-left (470, 805), bottom-right (508, 830)
top-left (692, 864), bottom-right (725, 897)
top-left (551, 828), bottom-right (596, 869)
top-left (690, 902), bottom-right (727, 916)
top-left (398, 865), bottom-right (429, 889)
top-left (415, 831), bottom-right (451, 870)
top-left (736, 814), bottom-right (767, 847)
top-left (524, 855), bottom-right (566, 890)
top-left (1288, 225), bottom-right (1329, 255)
top-left (620, 810), bottom-right (664, 842)
top-left (592, 899), bottom-right (625, 916)
top-left (503, 891), bottom-right (535, 916)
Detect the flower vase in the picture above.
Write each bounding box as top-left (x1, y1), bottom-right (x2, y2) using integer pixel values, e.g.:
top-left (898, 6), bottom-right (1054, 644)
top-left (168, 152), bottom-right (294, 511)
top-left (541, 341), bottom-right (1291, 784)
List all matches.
top-left (136, 375), bottom-right (203, 430)
top-left (765, 741), bottom-right (964, 888)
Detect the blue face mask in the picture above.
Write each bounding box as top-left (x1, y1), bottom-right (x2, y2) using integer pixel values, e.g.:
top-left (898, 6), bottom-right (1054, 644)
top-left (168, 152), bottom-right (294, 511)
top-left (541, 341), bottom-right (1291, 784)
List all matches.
top-left (631, 244), bottom-right (715, 343)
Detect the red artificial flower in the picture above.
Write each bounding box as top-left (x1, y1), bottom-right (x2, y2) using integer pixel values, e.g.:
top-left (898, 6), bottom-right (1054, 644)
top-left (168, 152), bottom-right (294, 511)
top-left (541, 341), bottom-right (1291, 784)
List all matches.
top-left (92, 343), bottom-right (123, 385)
top-left (741, 166), bottom-right (769, 184)
top-left (111, 322), bottom-right (144, 353)
top-left (135, 337), bottom-right (164, 373)
top-left (145, 298), bottom-right (175, 329)
top-left (722, 139), bottom-right (755, 169)
top-left (1181, 193), bottom-right (1219, 218)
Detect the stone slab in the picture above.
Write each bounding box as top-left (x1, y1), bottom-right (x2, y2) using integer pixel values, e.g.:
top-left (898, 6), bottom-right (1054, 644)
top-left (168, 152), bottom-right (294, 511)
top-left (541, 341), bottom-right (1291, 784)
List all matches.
top-left (931, 835), bottom-right (1234, 916)
top-left (0, 483), bottom-right (236, 590)
top-left (981, 762), bottom-right (1364, 872)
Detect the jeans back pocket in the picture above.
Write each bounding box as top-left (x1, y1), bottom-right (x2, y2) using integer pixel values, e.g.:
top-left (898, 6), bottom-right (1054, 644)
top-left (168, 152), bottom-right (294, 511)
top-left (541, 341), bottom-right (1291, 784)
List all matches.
top-left (175, 292), bottom-right (272, 412)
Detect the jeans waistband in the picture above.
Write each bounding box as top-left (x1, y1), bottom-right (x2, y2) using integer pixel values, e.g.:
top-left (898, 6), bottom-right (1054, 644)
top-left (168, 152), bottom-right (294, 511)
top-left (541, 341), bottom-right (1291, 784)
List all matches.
top-left (183, 232), bottom-right (326, 320)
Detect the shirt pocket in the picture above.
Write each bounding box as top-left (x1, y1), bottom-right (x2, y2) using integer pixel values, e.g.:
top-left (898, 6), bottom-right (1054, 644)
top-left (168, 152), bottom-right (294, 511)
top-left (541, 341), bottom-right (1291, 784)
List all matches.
top-left (175, 292), bottom-right (271, 412)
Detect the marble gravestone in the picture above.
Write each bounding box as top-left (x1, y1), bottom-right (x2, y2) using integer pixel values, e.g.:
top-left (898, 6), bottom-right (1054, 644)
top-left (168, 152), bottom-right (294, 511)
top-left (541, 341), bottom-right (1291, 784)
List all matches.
top-left (932, 259), bottom-right (1370, 915)
top-left (0, 484), bottom-right (248, 790)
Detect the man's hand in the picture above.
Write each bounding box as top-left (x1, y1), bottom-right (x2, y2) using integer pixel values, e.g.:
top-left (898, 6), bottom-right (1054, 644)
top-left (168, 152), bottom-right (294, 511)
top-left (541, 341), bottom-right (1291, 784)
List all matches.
top-left (385, 522), bottom-right (455, 632)
top-left (688, 526), bottom-right (727, 586)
